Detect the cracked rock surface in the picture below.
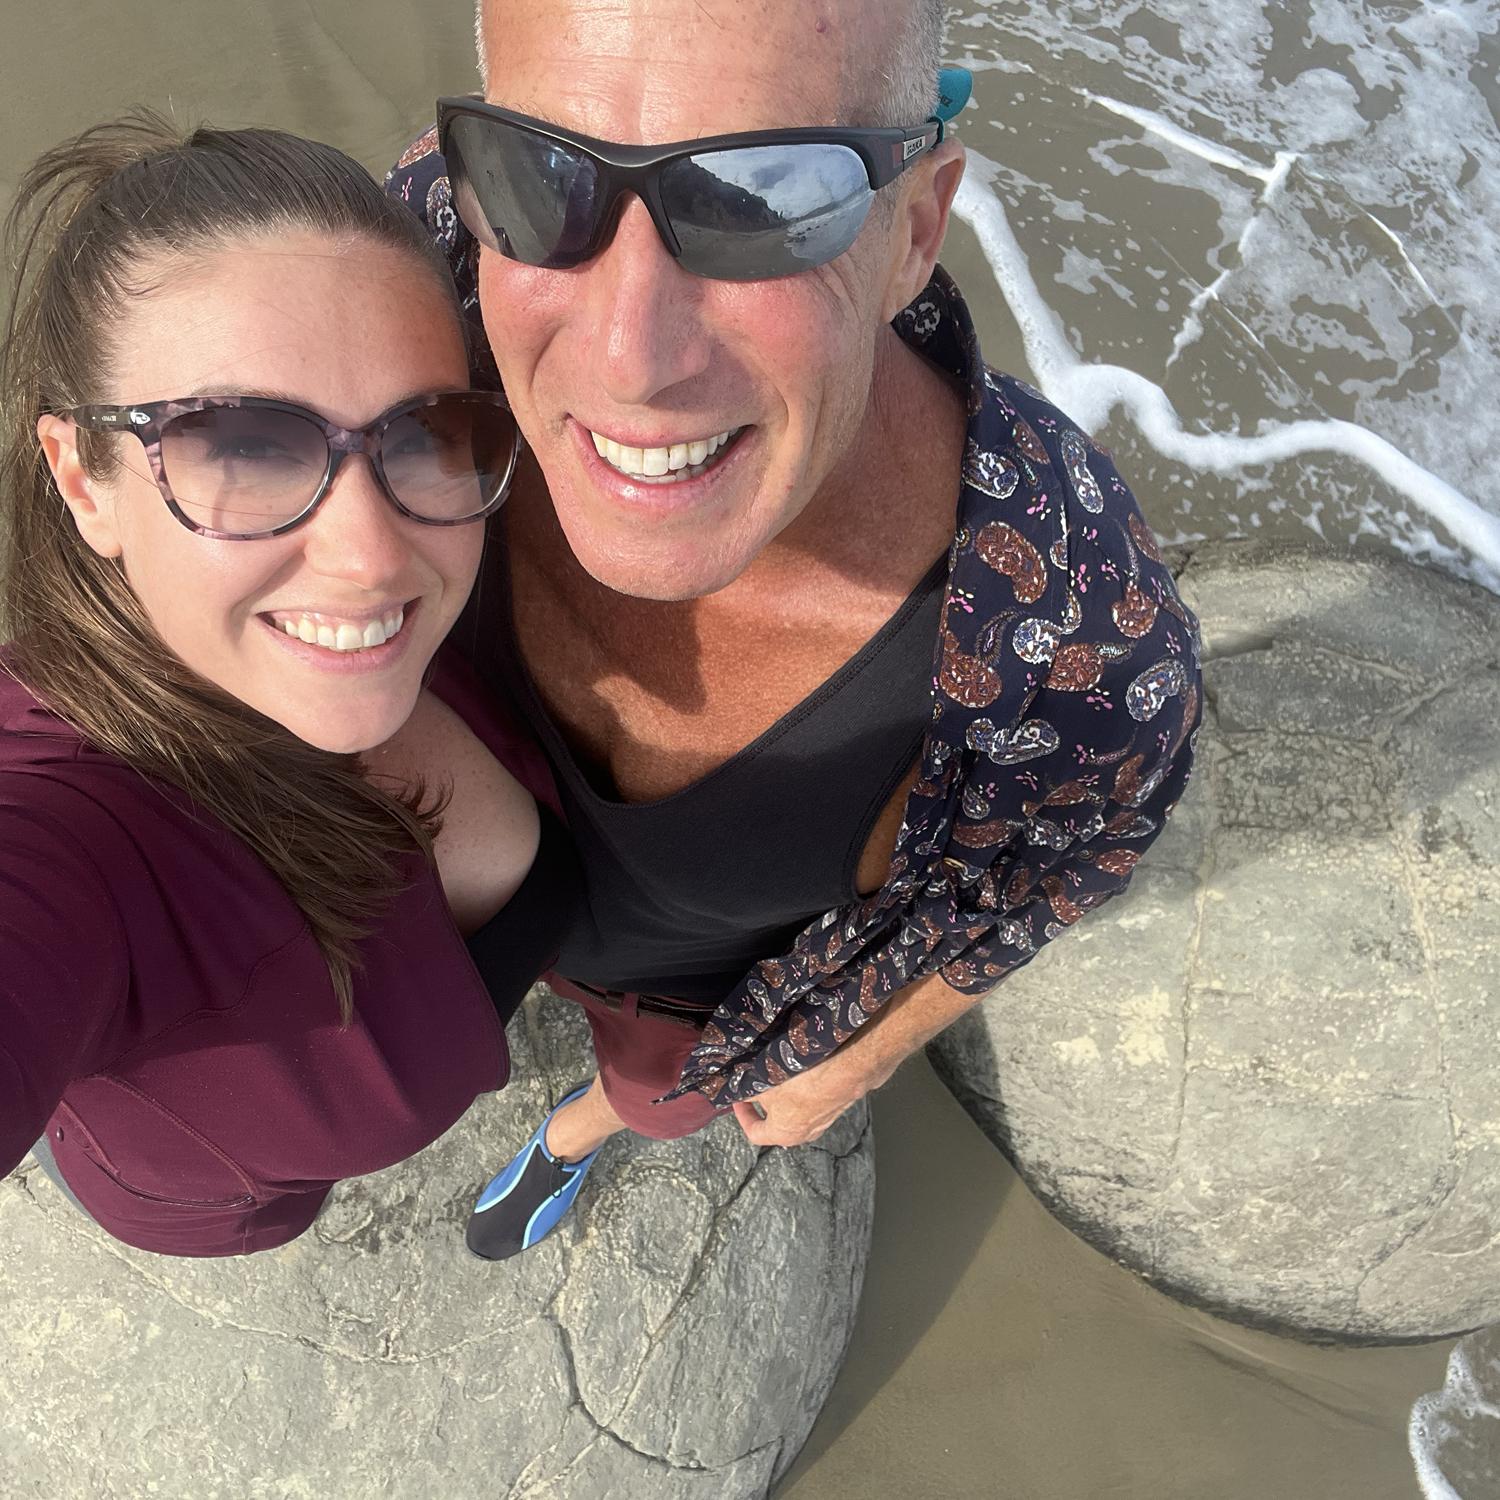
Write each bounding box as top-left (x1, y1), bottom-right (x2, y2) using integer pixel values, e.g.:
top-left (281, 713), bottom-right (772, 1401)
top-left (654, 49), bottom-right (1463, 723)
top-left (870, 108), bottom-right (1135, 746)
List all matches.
top-left (927, 541), bottom-right (1500, 1343)
top-left (1, 989), bottom-right (874, 1498)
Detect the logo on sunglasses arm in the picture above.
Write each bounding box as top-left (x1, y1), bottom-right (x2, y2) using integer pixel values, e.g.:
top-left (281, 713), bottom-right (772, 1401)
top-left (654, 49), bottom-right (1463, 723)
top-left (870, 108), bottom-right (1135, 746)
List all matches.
top-left (902, 137), bottom-right (926, 162)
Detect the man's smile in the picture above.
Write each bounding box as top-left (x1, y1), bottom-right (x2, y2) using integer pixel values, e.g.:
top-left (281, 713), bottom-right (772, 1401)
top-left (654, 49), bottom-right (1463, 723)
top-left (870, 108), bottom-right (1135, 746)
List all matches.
top-left (585, 424), bottom-right (747, 484)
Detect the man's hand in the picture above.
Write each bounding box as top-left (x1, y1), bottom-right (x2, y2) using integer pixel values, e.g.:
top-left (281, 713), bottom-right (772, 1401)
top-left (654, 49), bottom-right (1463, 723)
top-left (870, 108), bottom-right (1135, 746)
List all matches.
top-left (729, 971), bottom-right (983, 1148)
top-left (731, 1051), bottom-right (871, 1148)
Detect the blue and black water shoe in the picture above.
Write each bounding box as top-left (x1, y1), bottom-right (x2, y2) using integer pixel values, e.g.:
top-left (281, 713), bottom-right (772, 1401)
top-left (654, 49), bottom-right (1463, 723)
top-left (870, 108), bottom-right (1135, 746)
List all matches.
top-left (465, 1081), bottom-right (602, 1261)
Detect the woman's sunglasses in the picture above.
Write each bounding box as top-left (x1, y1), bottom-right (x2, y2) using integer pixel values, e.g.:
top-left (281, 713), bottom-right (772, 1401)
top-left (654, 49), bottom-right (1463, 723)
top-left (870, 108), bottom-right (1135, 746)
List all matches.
top-left (69, 391), bottom-right (520, 541)
top-left (436, 68), bottom-right (971, 283)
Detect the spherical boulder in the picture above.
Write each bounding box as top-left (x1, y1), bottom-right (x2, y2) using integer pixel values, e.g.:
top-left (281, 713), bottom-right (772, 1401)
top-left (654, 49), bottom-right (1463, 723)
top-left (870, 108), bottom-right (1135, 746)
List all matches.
top-left (928, 542), bottom-right (1500, 1342)
top-left (1, 988), bottom-right (874, 1497)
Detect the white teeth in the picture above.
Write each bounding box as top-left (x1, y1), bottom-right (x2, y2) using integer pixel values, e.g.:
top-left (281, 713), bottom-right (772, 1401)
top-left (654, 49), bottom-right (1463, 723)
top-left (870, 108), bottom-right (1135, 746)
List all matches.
top-left (276, 609), bottom-right (407, 654)
top-left (590, 427), bottom-right (740, 480)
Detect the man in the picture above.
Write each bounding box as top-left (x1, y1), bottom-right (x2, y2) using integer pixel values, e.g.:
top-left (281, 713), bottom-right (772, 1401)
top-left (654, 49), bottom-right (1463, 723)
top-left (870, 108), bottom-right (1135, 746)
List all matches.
top-left (387, 0), bottom-right (1201, 1260)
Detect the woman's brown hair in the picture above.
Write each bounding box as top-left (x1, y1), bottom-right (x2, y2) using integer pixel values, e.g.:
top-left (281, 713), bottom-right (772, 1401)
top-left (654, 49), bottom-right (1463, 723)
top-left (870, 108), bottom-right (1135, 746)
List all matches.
top-left (0, 111), bottom-right (464, 1020)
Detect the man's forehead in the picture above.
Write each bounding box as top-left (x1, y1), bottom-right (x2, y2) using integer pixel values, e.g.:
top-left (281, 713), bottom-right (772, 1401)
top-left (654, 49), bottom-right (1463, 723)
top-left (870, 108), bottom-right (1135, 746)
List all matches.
top-left (481, 0), bottom-right (901, 132)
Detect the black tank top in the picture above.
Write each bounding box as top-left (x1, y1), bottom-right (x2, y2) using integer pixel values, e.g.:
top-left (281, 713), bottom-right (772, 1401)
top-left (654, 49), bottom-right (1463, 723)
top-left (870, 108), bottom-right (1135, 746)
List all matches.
top-left (460, 540), bottom-right (946, 1006)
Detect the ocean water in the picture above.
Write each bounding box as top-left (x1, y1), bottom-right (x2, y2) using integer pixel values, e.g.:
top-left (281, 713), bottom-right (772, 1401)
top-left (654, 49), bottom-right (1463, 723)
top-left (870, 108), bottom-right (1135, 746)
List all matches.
top-left (1412, 1332), bottom-right (1500, 1499)
top-left (944, 0), bottom-right (1500, 595)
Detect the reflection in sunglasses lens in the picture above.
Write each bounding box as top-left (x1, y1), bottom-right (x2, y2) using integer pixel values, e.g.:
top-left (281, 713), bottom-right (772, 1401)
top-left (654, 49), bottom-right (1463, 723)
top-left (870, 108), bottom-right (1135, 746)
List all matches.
top-left (663, 143), bottom-right (872, 279)
top-left (448, 115), bottom-right (601, 265)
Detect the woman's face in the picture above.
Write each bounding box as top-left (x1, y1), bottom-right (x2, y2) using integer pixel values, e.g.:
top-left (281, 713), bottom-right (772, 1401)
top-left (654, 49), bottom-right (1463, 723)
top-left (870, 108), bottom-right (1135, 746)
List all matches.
top-left (45, 232), bottom-right (481, 755)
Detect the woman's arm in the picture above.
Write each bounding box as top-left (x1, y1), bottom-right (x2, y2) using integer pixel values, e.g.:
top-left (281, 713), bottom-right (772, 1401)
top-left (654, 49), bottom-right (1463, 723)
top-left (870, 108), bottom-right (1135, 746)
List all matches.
top-left (0, 784), bottom-right (129, 1176)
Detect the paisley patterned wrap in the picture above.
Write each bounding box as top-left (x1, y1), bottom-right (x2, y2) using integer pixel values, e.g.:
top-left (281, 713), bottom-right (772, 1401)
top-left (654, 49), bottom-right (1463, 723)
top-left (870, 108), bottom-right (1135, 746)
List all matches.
top-left (387, 137), bottom-right (1204, 1106)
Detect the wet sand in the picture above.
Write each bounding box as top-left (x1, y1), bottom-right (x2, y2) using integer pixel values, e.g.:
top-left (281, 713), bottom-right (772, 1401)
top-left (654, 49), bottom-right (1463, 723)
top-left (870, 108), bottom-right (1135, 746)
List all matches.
top-left (0, 4), bottom-right (1479, 1496)
top-left (780, 1059), bottom-right (1451, 1499)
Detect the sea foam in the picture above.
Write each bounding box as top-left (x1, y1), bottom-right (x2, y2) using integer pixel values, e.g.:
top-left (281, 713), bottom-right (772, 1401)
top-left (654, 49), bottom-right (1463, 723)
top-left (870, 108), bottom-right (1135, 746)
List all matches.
top-left (1410, 1337), bottom-right (1500, 1499)
top-left (952, 155), bottom-right (1500, 594)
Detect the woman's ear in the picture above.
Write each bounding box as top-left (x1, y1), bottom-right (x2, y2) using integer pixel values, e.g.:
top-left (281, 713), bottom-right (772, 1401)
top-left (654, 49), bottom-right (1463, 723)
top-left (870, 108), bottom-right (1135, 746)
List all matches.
top-left (880, 139), bottom-right (968, 323)
top-left (36, 414), bottom-right (124, 559)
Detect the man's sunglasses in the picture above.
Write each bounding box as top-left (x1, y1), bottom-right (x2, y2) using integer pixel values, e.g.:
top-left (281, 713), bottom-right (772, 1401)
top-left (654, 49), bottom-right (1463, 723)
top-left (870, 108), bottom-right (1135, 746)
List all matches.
top-left (436, 68), bottom-right (972, 282)
top-left (69, 391), bottom-right (519, 541)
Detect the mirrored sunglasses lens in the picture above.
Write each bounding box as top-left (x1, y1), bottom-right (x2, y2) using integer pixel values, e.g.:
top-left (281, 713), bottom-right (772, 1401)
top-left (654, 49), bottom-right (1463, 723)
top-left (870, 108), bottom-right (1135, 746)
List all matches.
top-left (381, 395), bottom-right (517, 520)
top-left (160, 406), bottom-right (327, 536)
top-left (447, 114), bottom-right (601, 266)
top-left (662, 143), bottom-right (873, 280)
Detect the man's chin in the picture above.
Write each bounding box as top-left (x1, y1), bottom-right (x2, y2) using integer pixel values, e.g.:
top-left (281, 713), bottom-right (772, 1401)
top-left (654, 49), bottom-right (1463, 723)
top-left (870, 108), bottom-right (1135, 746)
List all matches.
top-left (538, 432), bottom-right (795, 600)
top-left (571, 542), bottom-right (745, 602)
top-left (553, 504), bottom-right (759, 602)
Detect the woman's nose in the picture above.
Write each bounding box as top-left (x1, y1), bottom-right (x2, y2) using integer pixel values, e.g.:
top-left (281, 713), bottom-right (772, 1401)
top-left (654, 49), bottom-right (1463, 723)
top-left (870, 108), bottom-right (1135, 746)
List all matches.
top-left (298, 453), bottom-right (411, 589)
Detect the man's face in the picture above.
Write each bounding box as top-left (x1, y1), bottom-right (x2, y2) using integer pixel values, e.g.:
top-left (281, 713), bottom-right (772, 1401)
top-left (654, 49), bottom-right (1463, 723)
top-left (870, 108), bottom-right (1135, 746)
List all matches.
top-left (476, 0), bottom-right (917, 600)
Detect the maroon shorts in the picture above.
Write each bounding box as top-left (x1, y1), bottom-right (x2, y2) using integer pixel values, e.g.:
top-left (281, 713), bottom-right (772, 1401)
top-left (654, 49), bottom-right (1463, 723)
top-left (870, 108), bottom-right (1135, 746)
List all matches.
top-left (545, 977), bottom-right (727, 1140)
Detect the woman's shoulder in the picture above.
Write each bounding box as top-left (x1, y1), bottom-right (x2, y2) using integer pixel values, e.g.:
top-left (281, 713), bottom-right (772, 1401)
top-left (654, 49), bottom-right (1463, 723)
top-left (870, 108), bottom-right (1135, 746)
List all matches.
top-left (0, 662), bottom-right (125, 834)
top-left (0, 656), bottom-right (168, 828)
top-left (0, 653), bottom-right (85, 758)
top-left (0, 656), bottom-right (293, 924)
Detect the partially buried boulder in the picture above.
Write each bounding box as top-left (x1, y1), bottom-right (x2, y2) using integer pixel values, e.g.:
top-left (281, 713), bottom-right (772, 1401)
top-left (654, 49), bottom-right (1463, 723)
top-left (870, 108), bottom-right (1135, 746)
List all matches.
top-left (0, 989), bottom-right (874, 1498)
top-left (928, 541), bottom-right (1500, 1343)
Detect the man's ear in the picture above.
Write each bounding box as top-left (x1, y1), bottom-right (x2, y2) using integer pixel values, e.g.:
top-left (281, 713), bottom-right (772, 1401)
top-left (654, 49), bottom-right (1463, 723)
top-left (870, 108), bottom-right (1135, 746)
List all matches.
top-left (881, 139), bottom-right (967, 323)
top-left (36, 414), bottom-right (124, 559)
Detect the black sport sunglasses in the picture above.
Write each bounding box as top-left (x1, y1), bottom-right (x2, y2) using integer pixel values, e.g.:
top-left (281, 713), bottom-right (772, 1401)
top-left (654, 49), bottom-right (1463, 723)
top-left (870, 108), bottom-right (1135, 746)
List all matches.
top-left (436, 67), bottom-right (971, 282)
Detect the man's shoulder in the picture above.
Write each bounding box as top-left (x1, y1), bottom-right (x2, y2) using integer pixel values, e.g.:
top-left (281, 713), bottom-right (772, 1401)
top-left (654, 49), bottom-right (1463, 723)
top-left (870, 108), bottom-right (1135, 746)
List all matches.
top-left (943, 358), bottom-right (1198, 677)
top-left (384, 125), bottom-right (464, 257)
top-left (385, 125), bottom-right (494, 386)
top-left (960, 363), bottom-right (1152, 541)
top-left (383, 126), bottom-right (444, 210)
top-left (890, 271), bottom-right (1144, 543)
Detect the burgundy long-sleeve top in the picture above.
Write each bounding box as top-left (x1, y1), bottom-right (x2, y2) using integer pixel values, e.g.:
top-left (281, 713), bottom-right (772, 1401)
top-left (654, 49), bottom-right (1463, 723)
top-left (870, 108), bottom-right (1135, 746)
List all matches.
top-left (0, 649), bottom-right (552, 1257)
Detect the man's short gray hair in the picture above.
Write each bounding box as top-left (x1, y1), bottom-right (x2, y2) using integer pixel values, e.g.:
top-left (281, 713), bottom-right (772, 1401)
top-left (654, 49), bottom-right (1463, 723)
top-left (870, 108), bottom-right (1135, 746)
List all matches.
top-left (870, 0), bottom-right (949, 128)
top-left (475, 2), bottom-right (948, 126)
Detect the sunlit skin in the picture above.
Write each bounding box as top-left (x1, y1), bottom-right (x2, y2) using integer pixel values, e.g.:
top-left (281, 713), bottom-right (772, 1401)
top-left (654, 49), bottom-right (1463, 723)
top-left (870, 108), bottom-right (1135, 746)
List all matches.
top-left (477, 0), bottom-right (966, 601)
top-left (37, 235), bottom-right (482, 755)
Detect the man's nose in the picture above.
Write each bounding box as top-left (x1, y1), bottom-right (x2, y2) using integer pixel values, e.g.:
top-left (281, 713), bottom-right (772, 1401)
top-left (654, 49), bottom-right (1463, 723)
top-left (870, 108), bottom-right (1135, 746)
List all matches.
top-left (300, 455), bottom-right (410, 590)
top-left (586, 196), bottom-right (713, 407)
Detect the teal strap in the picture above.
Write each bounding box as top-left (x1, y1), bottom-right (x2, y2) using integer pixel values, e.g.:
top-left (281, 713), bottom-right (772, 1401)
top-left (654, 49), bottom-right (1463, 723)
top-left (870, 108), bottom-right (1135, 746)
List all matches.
top-left (933, 66), bottom-right (973, 134)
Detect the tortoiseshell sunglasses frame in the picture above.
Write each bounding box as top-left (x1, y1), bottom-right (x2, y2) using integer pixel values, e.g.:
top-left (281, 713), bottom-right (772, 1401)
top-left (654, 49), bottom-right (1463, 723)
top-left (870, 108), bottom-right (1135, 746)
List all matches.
top-left (68, 390), bottom-right (520, 541)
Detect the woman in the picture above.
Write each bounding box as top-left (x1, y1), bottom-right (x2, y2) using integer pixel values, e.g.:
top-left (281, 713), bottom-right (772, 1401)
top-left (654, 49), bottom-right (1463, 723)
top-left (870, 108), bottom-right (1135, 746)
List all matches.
top-left (0, 113), bottom-right (575, 1257)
